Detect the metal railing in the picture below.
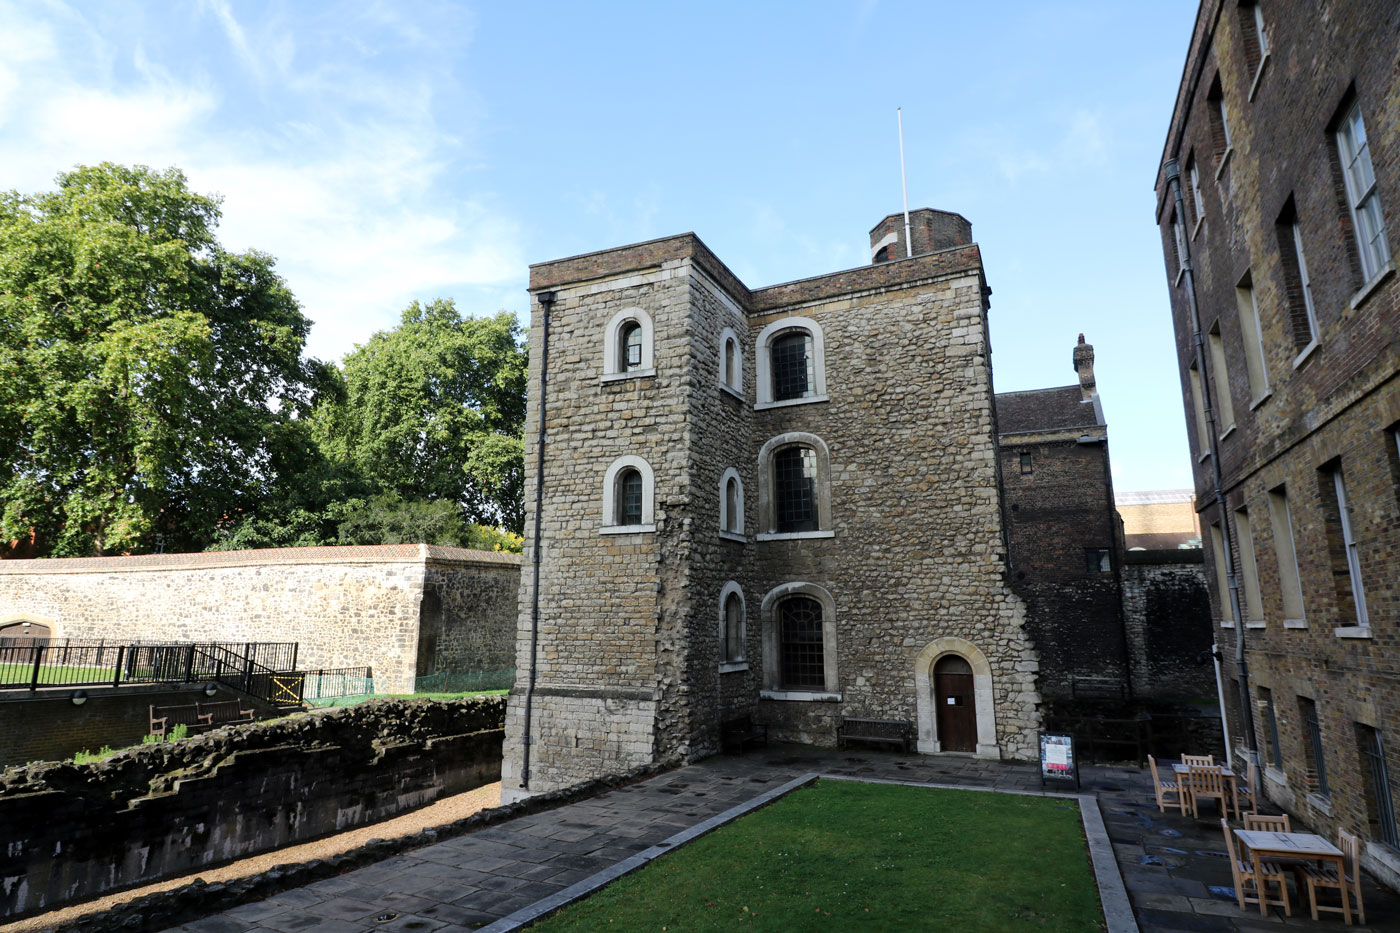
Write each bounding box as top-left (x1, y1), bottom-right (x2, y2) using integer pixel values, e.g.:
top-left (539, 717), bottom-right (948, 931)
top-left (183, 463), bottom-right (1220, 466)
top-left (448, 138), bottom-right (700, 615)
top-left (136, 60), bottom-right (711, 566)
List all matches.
top-left (0, 641), bottom-right (305, 707)
top-left (301, 667), bottom-right (374, 701)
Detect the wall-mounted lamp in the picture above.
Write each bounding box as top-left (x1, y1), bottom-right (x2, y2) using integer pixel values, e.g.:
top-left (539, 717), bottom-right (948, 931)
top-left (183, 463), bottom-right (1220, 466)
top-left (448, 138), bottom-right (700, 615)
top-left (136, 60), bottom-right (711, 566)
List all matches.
top-left (70, 690), bottom-right (88, 706)
top-left (203, 683), bottom-right (219, 697)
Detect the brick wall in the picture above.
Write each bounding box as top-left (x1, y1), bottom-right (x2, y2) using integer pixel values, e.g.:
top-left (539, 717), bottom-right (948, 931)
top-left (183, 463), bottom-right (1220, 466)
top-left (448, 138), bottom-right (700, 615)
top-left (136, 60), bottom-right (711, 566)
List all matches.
top-left (0, 545), bottom-right (521, 695)
top-left (1121, 551), bottom-right (1215, 700)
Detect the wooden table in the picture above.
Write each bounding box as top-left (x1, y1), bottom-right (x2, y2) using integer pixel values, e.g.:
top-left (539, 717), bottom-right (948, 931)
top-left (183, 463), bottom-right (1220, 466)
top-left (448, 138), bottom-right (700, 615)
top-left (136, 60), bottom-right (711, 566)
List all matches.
top-left (1173, 763), bottom-right (1236, 818)
top-left (1235, 830), bottom-right (1348, 922)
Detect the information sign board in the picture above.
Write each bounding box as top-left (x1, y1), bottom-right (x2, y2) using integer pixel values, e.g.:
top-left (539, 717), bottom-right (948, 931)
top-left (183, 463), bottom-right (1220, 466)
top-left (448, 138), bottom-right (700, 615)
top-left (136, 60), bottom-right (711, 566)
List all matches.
top-left (1039, 732), bottom-right (1079, 789)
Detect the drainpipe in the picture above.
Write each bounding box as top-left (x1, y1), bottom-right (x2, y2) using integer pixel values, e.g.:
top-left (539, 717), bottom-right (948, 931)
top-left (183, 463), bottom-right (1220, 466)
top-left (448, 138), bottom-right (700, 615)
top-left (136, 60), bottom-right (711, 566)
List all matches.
top-left (1163, 159), bottom-right (1257, 767)
top-left (520, 289), bottom-right (555, 790)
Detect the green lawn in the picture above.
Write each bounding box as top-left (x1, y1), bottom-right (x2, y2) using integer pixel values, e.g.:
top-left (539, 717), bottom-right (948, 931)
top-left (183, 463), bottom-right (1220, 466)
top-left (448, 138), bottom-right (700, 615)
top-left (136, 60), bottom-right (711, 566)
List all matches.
top-left (529, 780), bottom-right (1104, 933)
top-left (0, 661), bottom-right (113, 685)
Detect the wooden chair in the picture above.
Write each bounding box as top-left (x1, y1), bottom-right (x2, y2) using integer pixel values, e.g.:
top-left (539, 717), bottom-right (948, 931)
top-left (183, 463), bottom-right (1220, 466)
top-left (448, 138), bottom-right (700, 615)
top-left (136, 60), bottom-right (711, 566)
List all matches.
top-left (1233, 760), bottom-right (1260, 816)
top-left (1243, 812), bottom-right (1290, 833)
top-left (1188, 764), bottom-right (1230, 819)
top-left (1295, 829), bottom-right (1365, 924)
top-left (1182, 753), bottom-right (1215, 767)
top-left (1222, 818), bottom-right (1292, 916)
top-left (1148, 755), bottom-right (1185, 814)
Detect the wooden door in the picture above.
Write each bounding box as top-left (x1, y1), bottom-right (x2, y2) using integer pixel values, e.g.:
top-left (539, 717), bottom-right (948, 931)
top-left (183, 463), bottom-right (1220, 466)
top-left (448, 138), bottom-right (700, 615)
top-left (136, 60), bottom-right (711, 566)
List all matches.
top-left (935, 655), bottom-right (977, 752)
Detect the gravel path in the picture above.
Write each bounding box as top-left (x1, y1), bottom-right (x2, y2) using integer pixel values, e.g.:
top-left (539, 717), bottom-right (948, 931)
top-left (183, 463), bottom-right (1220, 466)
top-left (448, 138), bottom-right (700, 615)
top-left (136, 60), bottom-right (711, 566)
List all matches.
top-left (6, 782), bottom-right (502, 933)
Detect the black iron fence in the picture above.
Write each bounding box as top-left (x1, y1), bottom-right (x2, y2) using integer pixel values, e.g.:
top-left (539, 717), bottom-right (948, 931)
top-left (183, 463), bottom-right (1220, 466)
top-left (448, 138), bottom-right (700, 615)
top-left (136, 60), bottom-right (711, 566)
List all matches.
top-left (1043, 710), bottom-right (1225, 765)
top-left (0, 641), bottom-right (306, 707)
top-left (298, 667), bottom-right (374, 702)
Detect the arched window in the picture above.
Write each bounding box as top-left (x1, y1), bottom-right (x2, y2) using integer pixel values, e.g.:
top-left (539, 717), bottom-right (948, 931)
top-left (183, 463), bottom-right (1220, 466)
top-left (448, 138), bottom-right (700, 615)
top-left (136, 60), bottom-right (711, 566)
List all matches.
top-left (757, 433), bottom-right (833, 540)
top-left (719, 326), bottom-right (742, 396)
top-left (719, 466), bottom-right (745, 540)
top-left (718, 581), bottom-right (746, 670)
top-left (602, 307), bottom-right (655, 380)
top-left (601, 455), bottom-right (655, 533)
top-left (755, 316), bottom-right (827, 408)
top-left (759, 582), bottom-right (838, 698)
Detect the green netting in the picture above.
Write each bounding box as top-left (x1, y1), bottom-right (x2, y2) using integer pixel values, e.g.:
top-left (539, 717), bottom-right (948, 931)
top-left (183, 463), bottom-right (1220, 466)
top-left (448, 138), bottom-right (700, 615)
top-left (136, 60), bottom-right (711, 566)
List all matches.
top-left (413, 669), bottom-right (515, 694)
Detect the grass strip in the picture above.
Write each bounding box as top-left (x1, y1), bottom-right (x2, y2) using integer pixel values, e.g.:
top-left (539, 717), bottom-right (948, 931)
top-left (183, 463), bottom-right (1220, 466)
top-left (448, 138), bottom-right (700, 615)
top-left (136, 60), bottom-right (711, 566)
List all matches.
top-left (530, 780), bottom-right (1103, 932)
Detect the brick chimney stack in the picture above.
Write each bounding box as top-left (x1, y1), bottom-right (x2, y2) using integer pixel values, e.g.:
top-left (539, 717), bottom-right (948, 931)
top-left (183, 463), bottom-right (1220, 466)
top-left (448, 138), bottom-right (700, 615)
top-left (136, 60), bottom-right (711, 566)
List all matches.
top-left (869, 208), bottom-right (973, 263)
top-left (1073, 333), bottom-right (1096, 401)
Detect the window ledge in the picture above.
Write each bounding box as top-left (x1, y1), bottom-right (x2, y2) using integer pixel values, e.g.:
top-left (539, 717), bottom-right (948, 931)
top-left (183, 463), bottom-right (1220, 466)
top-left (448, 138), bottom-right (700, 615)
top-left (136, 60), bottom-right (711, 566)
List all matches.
top-left (1263, 766), bottom-right (1287, 789)
top-left (1214, 146), bottom-right (1234, 181)
top-left (1197, 449), bottom-right (1212, 464)
top-left (1192, 215), bottom-right (1205, 240)
top-left (1174, 265), bottom-right (1186, 287)
top-left (601, 368), bottom-right (656, 384)
top-left (1219, 619), bottom-right (1235, 629)
top-left (1283, 618), bottom-right (1307, 629)
top-left (1364, 842), bottom-right (1400, 883)
top-left (1219, 424), bottom-right (1237, 441)
top-left (1334, 625), bottom-right (1372, 640)
top-left (719, 383), bottom-right (745, 401)
top-left (1304, 793), bottom-right (1333, 817)
top-left (600, 524), bottom-right (656, 535)
top-left (1248, 52), bottom-right (1270, 102)
top-left (760, 689), bottom-right (841, 702)
top-left (718, 530), bottom-right (747, 543)
top-left (756, 530), bottom-right (836, 542)
top-left (1244, 620), bottom-right (1267, 630)
top-left (718, 661), bottom-right (749, 674)
top-left (1248, 390), bottom-right (1272, 411)
top-left (1292, 338), bottom-right (1320, 370)
top-left (755, 394), bottom-right (830, 411)
top-left (1349, 262), bottom-right (1395, 310)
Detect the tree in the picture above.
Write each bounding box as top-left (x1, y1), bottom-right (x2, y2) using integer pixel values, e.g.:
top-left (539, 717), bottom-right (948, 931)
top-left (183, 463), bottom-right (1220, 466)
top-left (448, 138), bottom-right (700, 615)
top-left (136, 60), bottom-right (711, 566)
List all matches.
top-left (0, 164), bottom-right (323, 555)
top-left (312, 299), bottom-right (528, 532)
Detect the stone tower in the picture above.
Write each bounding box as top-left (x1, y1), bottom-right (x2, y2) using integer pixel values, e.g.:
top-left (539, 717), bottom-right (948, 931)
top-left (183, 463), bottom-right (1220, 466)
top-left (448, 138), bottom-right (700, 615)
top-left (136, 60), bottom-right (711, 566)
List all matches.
top-left (502, 212), bottom-right (1042, 801)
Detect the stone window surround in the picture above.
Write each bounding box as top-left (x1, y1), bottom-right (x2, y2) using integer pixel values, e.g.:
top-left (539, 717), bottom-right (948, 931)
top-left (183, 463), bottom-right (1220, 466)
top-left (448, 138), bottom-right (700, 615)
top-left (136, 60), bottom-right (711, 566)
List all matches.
top-left (717, 581), bottom-right (747, 673)
top-left (913, 636), bottom-right (1001, 759)
top-left (758, 581), bottom-right (839, 700)
top-left (754, 316), bottom-right (829, 409)
top-left (600, 455), bottom-right (656, 534)
top-left (755, 432), bottom-right (834, 542)
top-left (600, 306), bottom-right (656, 382)
top-left (719, 467), bottom-right (745, 541)
top-left (719, 326), bottom-right (743, 398)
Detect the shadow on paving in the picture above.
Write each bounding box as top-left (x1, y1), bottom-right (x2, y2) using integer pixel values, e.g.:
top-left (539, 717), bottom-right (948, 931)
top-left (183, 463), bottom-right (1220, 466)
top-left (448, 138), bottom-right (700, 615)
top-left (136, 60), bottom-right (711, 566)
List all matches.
top-left (154, 748), bottom-right (1395, 933)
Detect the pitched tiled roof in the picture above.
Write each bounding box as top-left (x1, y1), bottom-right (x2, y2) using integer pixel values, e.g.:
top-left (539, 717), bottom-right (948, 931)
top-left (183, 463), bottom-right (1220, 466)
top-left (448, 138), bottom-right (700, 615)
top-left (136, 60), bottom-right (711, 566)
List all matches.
top-left (994, 385), bottom-right (1102, 435)
top-left (0, 544), bottom-right (520, 574)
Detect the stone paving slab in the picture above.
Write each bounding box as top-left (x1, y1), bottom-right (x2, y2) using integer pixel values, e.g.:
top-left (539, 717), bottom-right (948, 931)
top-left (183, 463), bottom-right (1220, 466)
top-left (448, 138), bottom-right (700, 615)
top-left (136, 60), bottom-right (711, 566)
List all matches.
top-left (157, 747), bottom-right (1397, 933)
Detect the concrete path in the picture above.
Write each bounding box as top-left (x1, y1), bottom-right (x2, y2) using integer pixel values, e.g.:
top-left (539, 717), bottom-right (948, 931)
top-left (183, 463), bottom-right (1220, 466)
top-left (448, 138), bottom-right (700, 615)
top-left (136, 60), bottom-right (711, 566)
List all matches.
top-left (158, 748), bottom-right (1397, 933)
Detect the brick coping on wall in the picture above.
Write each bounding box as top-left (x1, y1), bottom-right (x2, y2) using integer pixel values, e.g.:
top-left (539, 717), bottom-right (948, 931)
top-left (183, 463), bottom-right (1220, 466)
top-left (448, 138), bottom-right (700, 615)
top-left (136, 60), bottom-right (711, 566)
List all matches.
top-left (0, 544), bottom-right (522, 575)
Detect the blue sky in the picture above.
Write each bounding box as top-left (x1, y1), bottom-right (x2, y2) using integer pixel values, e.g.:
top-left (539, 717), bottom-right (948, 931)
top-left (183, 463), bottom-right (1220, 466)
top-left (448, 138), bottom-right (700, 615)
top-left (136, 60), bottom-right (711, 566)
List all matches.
top-left (0, 0), bottom-right (1200, 493)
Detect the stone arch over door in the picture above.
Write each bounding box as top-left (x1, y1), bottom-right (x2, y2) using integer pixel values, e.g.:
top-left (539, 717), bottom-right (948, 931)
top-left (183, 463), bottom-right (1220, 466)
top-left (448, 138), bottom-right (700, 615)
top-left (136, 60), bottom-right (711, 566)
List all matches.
top-left (0, 613), bottom-right (57, 648)
top-left (914, 636), bottom-right (999, 759)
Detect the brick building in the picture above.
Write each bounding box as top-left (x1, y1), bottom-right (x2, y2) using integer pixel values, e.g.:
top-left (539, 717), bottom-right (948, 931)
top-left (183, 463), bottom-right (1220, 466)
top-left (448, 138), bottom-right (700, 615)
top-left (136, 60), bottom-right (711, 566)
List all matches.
top-left (1117, 489), bottom-right (1201, 550)
top-left (502, 209), bottom-right (1045, 800)
top-left (1155, 0), bottom-right (1399, 888)
top-left (996, 337), bottom-right (1215, 705)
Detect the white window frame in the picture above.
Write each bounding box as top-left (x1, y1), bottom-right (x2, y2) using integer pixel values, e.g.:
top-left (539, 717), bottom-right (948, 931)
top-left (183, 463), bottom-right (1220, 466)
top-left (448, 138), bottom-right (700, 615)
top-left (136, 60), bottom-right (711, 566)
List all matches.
top-left (1189, 158), bottom-right (1206, 235)
top-left (718, 581), bottom-right (747, 672)
top-left (756, 432), bottom-right (834, 541)
top-left (1235, 507), bottom-right (1265, 626)
top-left (1235, 274), bottom-right (1270, 404)
top-left (719, 326), bottom-right (743, 398)
top-left (1291, 222), bottom-right (1321, 361)
top-left (759, 581), bottom-right (840, 700)
top-left (601, 455), bottom-right (655, 534)
top-left (1172, 212), bottom-right (1187, 284)
top-left (1253, 3), bottom-right (1270, 57)
top-left (1208, 322), bottom-right (1236, 435)
top-left (1189, 362), bottom-right (1211, 459)
top-left (1267, 486), bottom-right (1306, 627)
top-left (755, 316), bottom-right (828, 409)
top-left (601, 307), bottom-right (656, 381)
top-left (1337, 102), bottom-right (1392, 283)
top-left (1210, 521), bottom-right (1232, 627)
top-left (1331, 465), bottom-right (1369, 632)
top-left (719, 466), bottom-right (745, 541)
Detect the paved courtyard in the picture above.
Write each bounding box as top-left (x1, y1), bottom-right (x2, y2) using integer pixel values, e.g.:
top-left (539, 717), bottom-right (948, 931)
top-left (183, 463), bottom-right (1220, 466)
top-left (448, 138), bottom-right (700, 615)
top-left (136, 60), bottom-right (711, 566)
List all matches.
top-left (157, 747), bottom-right (1397, 933)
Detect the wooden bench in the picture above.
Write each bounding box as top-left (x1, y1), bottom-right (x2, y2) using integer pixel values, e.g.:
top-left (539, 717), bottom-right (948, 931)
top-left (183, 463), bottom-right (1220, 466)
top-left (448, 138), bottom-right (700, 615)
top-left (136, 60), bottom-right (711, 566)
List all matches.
top-left (149, 699), bottom-right (254, 738)
top-left (838, 718), bottom-right (913, 753)
top-left (721, 715), bottom-right (768, 754)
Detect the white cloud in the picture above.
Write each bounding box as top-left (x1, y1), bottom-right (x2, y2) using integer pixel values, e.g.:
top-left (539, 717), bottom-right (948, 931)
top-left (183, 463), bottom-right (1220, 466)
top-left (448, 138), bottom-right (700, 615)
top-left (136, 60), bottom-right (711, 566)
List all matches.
top-left (0, 0), bottom-right (523, 364)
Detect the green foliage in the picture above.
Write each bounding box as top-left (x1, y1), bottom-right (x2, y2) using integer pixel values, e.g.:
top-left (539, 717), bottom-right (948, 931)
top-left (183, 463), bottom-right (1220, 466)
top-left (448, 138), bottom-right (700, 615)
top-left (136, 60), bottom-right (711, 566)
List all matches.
top-left (72, 745), bottom-right (117, 764)
top-left (532, 781), bottom-right (1103, 932)
top-left (312, 299), bottom-right (527, 532)
top-left (0, 164), bottom-right (323, 555)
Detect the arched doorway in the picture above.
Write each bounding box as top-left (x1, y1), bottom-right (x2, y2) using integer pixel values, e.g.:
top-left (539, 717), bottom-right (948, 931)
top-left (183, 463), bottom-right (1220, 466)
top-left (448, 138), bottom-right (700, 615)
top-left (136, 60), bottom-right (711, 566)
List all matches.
top-left (934, 655), bottom-right (976, 752)
top-left (913, 636), bottom-right (1000, 758)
